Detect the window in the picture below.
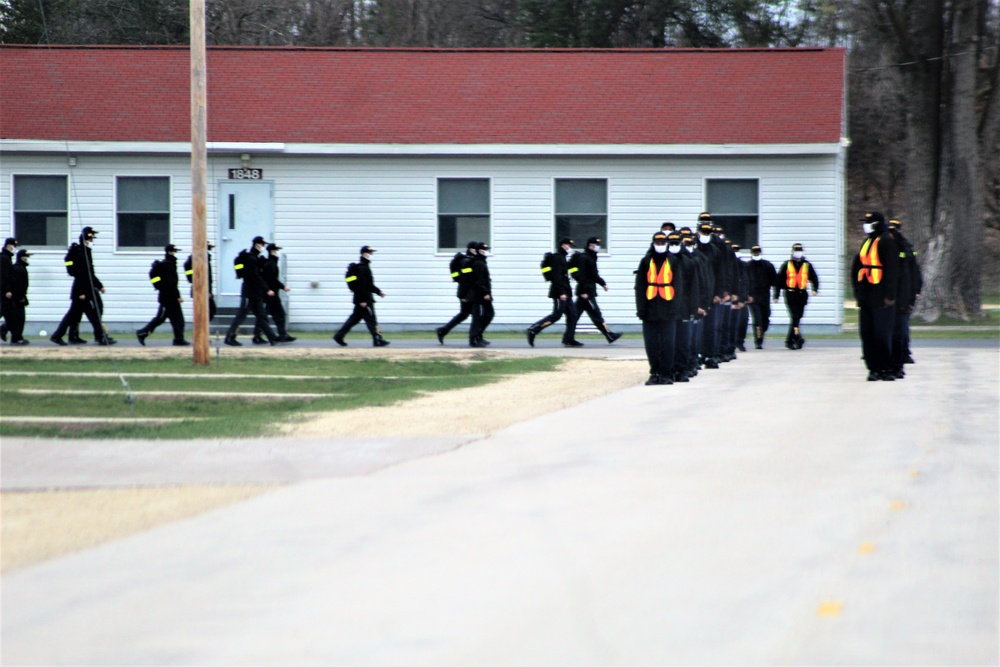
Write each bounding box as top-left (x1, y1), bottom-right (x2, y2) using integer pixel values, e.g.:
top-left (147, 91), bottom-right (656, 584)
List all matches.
top-left (13, 175), bottom-right (68, 246)
top-left (706, 179), bottom-right (759, 249)
top-left (117, 176), bottom-right (170, 248)
top-left (555, 179), bottom-right (607, 251)
top-left (438, 178), bottom-right (490, 252)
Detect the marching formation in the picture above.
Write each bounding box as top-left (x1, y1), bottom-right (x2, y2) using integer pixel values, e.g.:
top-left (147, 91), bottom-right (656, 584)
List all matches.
top-left (0, 209), bottom-right (923, 384)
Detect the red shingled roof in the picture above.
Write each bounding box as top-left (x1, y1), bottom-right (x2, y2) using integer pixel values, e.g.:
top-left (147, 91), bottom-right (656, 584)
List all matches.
top-left (1, 46), bottom-right (844, 145)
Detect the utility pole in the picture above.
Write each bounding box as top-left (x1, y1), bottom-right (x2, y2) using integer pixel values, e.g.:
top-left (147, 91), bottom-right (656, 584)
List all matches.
top-left (190, 0), bottom-right (210, 365)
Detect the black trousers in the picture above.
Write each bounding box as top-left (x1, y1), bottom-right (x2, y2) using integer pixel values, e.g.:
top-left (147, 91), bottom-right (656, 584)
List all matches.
top-left (735, 305), bottom-right (749, 347)
top-left (749, 298), bottom-right (771, 340)
top-left (891, 310), bottom-right (912, 368)
top-left (227, 295), bottom-right (276, 342)
top-left (719, 302), bottom-right (733, 354)
top-left (702, 303), bottom-right (722, 359)
top-left (54, 295), bottom-right (105, 342)
top-left (859, 304), bottom-right (895, 373)
top-left (139, 300), bottom-right (186, 341)
top-left (785, 292), bottom-right (808, 344)
top-left (255, 294), bottom-right (287, 338)
top-left (469, 300), bottom-right (494, 340)
top-left (576, 295), bottom-right (615, 340)
top-left (642, 319), bottom-right (676, 376)
top-left (3, 299), bottom-right (26, 341)
top-left (439, 299), bottom-right (474, 335)
top-left (529, 297), bottom-right (579, 342)
top-left (675, 318), bottom-right (692, 373)
top-left (335, 303), bottom-right (380, 341)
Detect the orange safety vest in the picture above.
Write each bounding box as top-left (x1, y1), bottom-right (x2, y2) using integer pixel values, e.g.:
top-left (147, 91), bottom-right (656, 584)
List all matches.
top-left (786, 261), bottom-right (810, 290)
top-left (857, 238), bottom-right (882, 285)
top-left (646, 258), bottom-right (674, 301)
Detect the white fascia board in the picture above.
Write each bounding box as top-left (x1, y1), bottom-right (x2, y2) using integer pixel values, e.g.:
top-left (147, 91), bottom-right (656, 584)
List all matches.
top-left (1, 139), bottom-right (842, 157)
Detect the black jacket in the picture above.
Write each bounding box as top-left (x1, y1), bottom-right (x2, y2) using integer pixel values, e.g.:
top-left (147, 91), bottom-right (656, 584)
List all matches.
top-left (66, 242), bottom-right (103, 300)
top-left (240, 247), bottom-right (269, 300)
top-left (695, 238), bottom-right (723, 299)
top-left (747, 258), bottom-right (777, 300)
top-left (10, 260), bottom-right (28, 305)
top-left (774, 259), bottom-right (820, 300)
top-left (184, 253), bottom-right (214, 296)
top-left (572, 249), bottom-right (606, 298)
top-left (455, 251), bottom-right (475, 300)
top-left (548, 249), bottom-right (573, 299)
top-left (851, 231), bottom-right (900, 308)
top-left (346, 256), bottom-right (381, 305)
top-left (713, 237), bottom-right (734, 296)
top-left (635, 251), bottom-right (685, 322)
top-left (674, 251), bottom-right (703, 318)
top-left (153, 254), bottom-right (181, 305)
top-left (261, 255), bottom-right (285, 293)
top-left (890, 230), bottom-right (923, 310)
top-left (687, 248), bottom-right (713, 315)
top-left (469, 254), bottom-right (492, 302)
top-left (0, 248), bottom-right (13, 298)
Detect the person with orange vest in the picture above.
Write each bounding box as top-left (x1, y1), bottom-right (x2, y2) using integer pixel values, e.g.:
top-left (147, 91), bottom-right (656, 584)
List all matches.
top-left (635, 231), bottom-right (687, 385)
top-left (773, 243), bottom-right (819, 349)
top-left (851, 211), bottom-right (901, 381)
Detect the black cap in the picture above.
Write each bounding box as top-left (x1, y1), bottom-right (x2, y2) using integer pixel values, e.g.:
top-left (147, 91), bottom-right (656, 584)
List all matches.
top-left (165, 244), bottom-right (181, 253)
top-left (713, 225), bottom-right (724, 234)
top-left (667, 232), bottom-right (681, 244)
top-left (558, 237), bottom-right (574, 247)
top-left (888, 219), bottom-right (901, 228)
top-left (751, 245), bottom-right (762, 253)
top-left (266, 243), bottom-right (282, 252)
top-left (861, 211), bottom-right (886, 224)
top-left (477, 242), bottom-right (490, 251)
top-left (660, 222), bottom-right (675, 231)
top-left (360, 245), bottom-right (376, 254)
top-left (81, 226), bottom-right (98, 239)
top-left (252, 235), bottom-right (267, 246)
top-left (698, 222), bottom-right (714, 233)
top-left (466, 240), bottom-right (479, 250)
top-left (652, 232), bottom-right (668, 243)
top-left (3, 237), bottom-right (16, 247)
top-left (16, 248), bottom-right (31, 259)
top-left (698, 212), bottom-right (713, 222)
top-left (792, 243), bottom-right (804, 252)
top-left (586, 237), bottom-right (601, 246)
top-left (731, 243), bottom-right (741, 252)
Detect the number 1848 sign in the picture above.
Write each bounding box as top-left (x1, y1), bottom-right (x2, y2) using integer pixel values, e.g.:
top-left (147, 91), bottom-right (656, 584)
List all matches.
top-left (228, 168), bottom-right (263, 180)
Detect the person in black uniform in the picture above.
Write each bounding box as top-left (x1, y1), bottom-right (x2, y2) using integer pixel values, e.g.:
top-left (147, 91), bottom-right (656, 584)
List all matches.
top-left (333, 245), bottom-right (390, 347)
top-left (888, 219), bottom-right (922, 375)
top-left (436, 241), bottom-right (478, 344)
top-left (572, 237), bottom-right (622, 345)
top-left (225, 235), bottom-right (280, 346)
top-left (669, 232), bottom-right (702, 382)
top-left (51, 227), bottom-right (116, 346)
top-left (5, 249), bottom-right (31, 345)
top-left (526, 237), bottom-right (583, 348)
top-left (773, 243), bottom-right (819, 350)
top-left (0, 237), bottom-right (16, 343)
top-left (746, 244), bottom-right (777, 349)
top-left (852, 211), bottom-right (901, 381)
top-left (681, 227), bottom-right (711, 376)
top-left (713, 225), bottom-right (737, 362)
top-left (184, 241), bottom-right (217, 321)
top-left (136, 244), bottom-right (189, 346)
top-left (468, 241), bottom-right (494, 347)
top-left (730, 242), bottom-right (750, 353)
top-left (695, 217), bottom-right (724, 368)
top-left (635, 231), bottom-right (686, 385)
top-left (253, 243), bottom-right (295, 343)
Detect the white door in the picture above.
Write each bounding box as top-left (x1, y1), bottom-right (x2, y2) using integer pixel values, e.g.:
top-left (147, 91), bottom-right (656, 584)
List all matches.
top-left (218, 181), bottom-right (274, 305)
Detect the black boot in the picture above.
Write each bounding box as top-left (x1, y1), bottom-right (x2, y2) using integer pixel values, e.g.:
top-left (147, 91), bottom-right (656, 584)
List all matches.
top-left (373, 335), bottom-right (390, 347)
top-left (605, 331), bottom-right (623, 344)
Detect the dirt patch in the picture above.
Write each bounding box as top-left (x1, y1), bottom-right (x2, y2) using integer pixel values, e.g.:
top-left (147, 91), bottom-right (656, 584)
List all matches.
top-left (283, 357), bottom-right (647, 438)
top-left (1, 485), bottom-right (272, 573)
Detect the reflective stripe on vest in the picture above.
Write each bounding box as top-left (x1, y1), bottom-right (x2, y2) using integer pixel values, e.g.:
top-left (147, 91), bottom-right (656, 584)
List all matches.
top-left (65, 261), bottom-right (73, 267)
top-left (451, 271), bottom-right (460, 278)
top-left (461, 267), bottom-right (472, 274)
top-left (568, 266), bottom-right (579, 274)
top-left (150, 276), bottom-right (161, 284)
top-left (857, 238), bottom-right (882, 284)
top-left (786, 262), bottom-right (809, 290)
top-left (646, 258), bottom-right (674, 301)
top-left (345, 275), bottom-right (357, 283)
top-left (540, 266), bottom-right (552, 274)
top-left (234, 263), bottom-right (244, 271)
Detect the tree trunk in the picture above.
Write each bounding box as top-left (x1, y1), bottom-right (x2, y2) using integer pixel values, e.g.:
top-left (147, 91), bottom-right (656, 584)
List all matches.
top-left (916, 0), bottom-right (984, 321)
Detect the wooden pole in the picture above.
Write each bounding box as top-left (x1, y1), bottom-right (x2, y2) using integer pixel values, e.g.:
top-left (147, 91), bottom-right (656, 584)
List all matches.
top-left (190, 0), bottom-right (210, 365)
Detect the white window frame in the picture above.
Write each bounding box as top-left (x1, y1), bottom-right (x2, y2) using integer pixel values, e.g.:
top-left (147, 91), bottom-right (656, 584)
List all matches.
top-left (553, 177), bottom-right (610, 254)
top-left (435, 176), bottom-right (492, 255)
top-left (11, 173), bottom-right (70, 249)
top-left (703, 177), bottom-right (760, 251)
top-left (114, 174), bottom-right (173, 253)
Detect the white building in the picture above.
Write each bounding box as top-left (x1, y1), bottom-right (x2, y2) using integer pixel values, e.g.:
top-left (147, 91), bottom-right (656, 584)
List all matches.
top-left (0, 46), bottom-right (847, 333)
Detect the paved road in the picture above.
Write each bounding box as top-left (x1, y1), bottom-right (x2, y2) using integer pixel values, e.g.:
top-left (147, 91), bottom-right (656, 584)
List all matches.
top-left (2, 342), bottom-right (997, 665)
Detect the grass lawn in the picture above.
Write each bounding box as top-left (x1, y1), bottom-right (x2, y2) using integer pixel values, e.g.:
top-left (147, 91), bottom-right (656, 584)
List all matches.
top-left (0, 356), bottom-right (562, 439)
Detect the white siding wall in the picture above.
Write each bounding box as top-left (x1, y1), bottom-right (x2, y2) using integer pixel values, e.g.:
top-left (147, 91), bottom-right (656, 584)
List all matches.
top-left (1, 152), bottom-right (844, 330)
